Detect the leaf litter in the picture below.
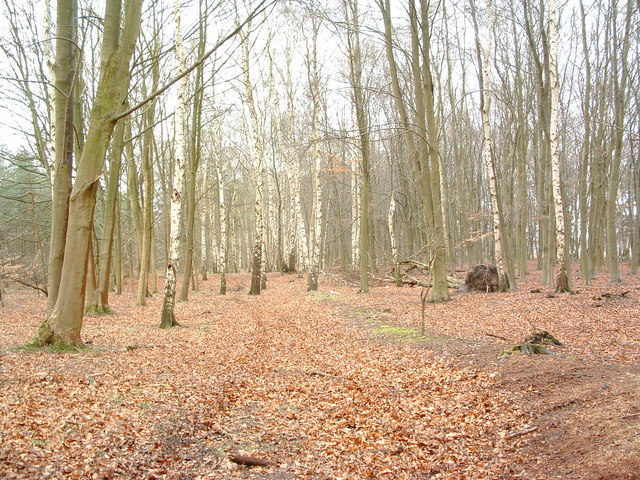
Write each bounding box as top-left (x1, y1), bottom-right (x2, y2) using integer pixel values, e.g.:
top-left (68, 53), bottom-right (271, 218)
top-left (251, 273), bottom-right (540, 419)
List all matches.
top-left (0, 266), bottom-right (638, 479)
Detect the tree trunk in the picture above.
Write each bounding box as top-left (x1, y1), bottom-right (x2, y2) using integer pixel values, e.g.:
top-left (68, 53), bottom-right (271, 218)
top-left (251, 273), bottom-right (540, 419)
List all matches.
top-left (34, 0), bottom-right (144, 347)
top-left (420, 0), bottom-right (449, 302)
top-left (243, 27), bottom-right (266, 296)
top-left (88, 118), bottom-right (125, 313)
top-left (549, 0), bottom-right (570, 292)
top-left (344, 0), bottom-right (370, 293)
top-left (471, 0), bottom-right (509, 291)
top-left (307, 18), bottom-right (322, 292)
top-left (160, 0), bottom-right (187, 328)
top-left (46, 0), bottom-right (76, 313)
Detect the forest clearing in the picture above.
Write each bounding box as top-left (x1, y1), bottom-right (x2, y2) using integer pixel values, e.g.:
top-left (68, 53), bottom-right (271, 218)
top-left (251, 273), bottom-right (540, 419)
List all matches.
top-left (1, 267), bottom-right (639, 479)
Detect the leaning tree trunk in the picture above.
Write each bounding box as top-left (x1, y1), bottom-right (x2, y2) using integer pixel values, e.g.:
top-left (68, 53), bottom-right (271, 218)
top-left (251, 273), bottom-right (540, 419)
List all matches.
top-left (86, 119), bottom-right (126, 313)
top-left (34, 0), bottom-right (144, 347)
top-left (472, 0), bottom-right (509, 291)
top-left (160, 0), bottom-right (187, 328)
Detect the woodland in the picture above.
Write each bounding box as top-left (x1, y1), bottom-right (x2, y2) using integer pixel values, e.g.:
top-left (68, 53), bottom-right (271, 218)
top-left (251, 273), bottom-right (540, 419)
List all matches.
top-left (0, 0), bottom-right (639, 478)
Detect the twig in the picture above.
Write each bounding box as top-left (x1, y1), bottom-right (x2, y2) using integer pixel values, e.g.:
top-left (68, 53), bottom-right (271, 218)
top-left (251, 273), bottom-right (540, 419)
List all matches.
top-left (621, 413), bottom-right (639, 420)
top-left (505, 426), bottom-right (538, 440)
top-left (485, 332), bottom-right (512, 342)
top-left (308, 370), bottom-right (342, 379)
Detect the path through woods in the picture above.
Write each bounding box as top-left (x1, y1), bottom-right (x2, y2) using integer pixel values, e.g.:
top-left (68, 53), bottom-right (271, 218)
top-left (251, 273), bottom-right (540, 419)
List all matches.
top-left (1, 270), bottom-right (639, 479)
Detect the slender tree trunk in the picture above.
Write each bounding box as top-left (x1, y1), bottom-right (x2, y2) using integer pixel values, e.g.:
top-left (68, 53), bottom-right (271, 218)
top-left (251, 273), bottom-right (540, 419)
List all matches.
top-left (114, 193), bottom-right (123, 294)
top-left (388, 194), bottom-right (402, 286)
top-left (214, 132), bottom-right (227, 295)
top-left (46, 0), bottom-right (76, 313)
top-left (344, 0), bottom-right (370, 293)
top-left (160, 0), bottom-right (187, 328)
top-left (136, 110), bottom-right (155, 305)
top-left (87, 118), bottom-right (126, 313)
top-left (350, 152), bottom-right (360, 269)
top-left (420, 0), bottom-right (449, 302)
top-left (471, 0), bottom-right (509, 291)
top-left (549, 0), bottom-right (570, 292)
top-left (578, 0), bottom-right (592, 285)
top-left (307, 19), bottom-right (323, 292)
top-left (243, 27), bottom-right (266, 295)
top-left (606, 0), bottom-right (632, 283)
top-left (180, 5), bottom-right (206, 300)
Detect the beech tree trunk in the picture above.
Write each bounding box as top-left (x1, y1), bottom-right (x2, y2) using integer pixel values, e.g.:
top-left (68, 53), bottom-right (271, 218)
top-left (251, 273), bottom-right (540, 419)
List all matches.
top-left (46, 0), bottom-right (76, 312)
top-left (34, 0), bottom-right (144, 347)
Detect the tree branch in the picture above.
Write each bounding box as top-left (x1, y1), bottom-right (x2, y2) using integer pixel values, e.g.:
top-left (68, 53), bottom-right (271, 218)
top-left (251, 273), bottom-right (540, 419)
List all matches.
top-left (112, 0), bottom-right (274, 122)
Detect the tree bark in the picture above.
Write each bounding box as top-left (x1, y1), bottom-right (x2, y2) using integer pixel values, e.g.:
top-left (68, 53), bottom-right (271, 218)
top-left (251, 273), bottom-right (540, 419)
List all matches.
top-left (46, 0), bottom-right (76, 313)
top-left (160, 0), bottom-right (187, 328)
top-left (549, 0), bottom-right (570, 292)
top-left (34, 0), bottom-right (144, 346)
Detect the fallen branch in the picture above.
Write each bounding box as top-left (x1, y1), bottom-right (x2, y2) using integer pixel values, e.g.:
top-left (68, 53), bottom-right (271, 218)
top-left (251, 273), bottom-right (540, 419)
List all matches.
top-left (9, 278), bottom-right (48, 296)
top-left (505, 426), bottom-right (538, 440)
top-left (485, 332), bottom-right (511, 342)
top-left (308, 370), bottom-right (343, 379)
top-left (229, 454), bottom-right (274, 467)
top-left (621, 413), bottom-right (639, 420)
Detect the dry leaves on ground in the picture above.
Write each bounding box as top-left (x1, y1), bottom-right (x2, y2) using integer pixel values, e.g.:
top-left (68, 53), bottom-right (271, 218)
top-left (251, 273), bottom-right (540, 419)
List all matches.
top-left (1, 266), bottom-right (638, 479)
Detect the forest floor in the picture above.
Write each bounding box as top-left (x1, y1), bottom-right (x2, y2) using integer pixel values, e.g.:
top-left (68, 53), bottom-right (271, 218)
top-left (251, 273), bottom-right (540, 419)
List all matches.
top-left (1, 265), bottom-right (639, 479)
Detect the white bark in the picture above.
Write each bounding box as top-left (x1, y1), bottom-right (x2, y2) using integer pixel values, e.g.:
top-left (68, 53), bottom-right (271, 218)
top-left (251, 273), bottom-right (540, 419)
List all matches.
top-left (44, 0), bottom-right (55, 180)
top-left (243, 29), bottom-right (265, 294)
top-left (160, 0), bottom-right (187, 326)
top-left (477, 0), bottom-right (507, 290)
top-left (388, 193), bottom-right (401, 285)
top-left (549, 0), bottom-right (570, 291)
top-left (351, 151), bottom-right (361, 268)
top-left (214, 124), bottom-right (227, 294)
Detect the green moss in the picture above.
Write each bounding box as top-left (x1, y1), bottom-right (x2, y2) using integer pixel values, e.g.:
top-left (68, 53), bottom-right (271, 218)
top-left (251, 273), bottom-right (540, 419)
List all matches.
top-left (85, 305), bottom-right (114, 315)
top-left (372, 324), bottom-right (428, 343)
top-left (307, 291), bottom-right (333, 301)
top-left (16, 342), bottom-right (96, 354)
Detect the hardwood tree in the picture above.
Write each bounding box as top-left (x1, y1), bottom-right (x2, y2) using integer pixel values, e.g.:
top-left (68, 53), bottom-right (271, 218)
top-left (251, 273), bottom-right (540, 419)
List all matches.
top-left (548, 0), bottom-right (570, 292)
top-left (160, 0), bottom-right (188, 328)
top-left (34, 0), bottom-right (144, 346)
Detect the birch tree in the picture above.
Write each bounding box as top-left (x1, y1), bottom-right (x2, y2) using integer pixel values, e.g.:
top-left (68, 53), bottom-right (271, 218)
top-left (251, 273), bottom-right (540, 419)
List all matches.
top-left (471, 0), bottom-right (509, 291)
top-left (160, 0), bottom-right (188, 328)
top-left (243, 26), bottom-right (266, 295)
top-left (307, 15), bottom-right (323, 292)
top-left (549, 0), bottom-right (570, 292)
